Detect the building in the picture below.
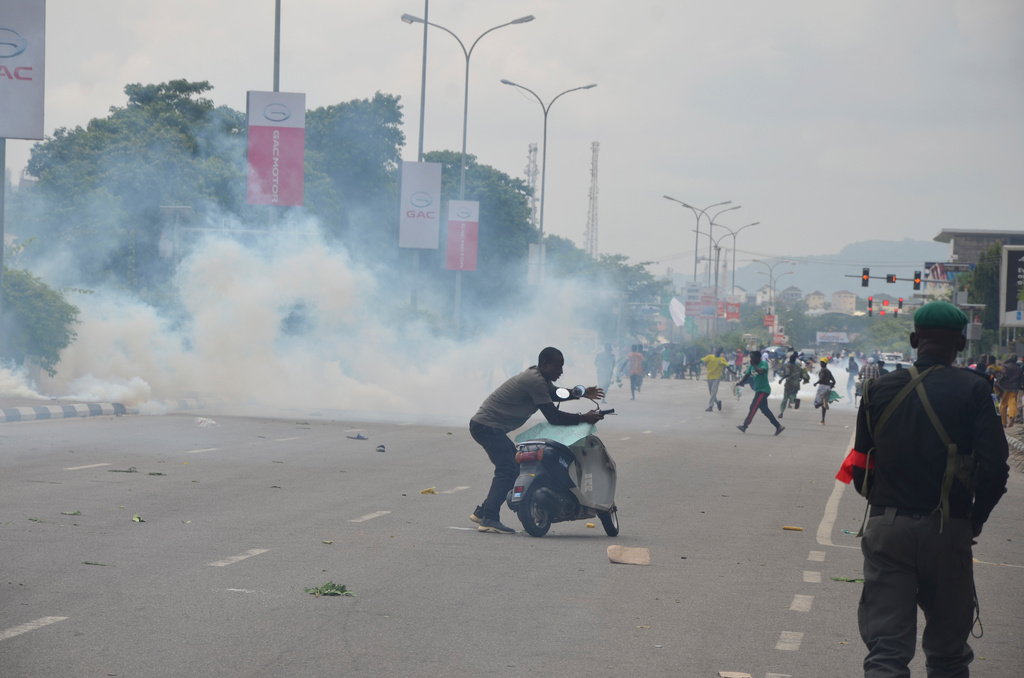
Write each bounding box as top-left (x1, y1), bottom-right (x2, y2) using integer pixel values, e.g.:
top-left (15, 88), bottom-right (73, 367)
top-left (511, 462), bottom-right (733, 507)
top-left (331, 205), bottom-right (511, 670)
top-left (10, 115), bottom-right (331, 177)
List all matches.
top-left (805, 291), bottom-right (826, 310)
top-left (831, 290), bottom-right (858, 314)
top-left (933, 230), bottom-right (1024, 266)
top-left (780, 285), bottom-right (803, 306)
top-left (755, 284), bottom-right (772, 306)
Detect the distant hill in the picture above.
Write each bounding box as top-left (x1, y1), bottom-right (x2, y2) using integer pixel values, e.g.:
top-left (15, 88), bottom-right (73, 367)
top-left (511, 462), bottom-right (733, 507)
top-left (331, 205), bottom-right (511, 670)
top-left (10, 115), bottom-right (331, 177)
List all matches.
top-left (673, 238), bottom-right (950, 299)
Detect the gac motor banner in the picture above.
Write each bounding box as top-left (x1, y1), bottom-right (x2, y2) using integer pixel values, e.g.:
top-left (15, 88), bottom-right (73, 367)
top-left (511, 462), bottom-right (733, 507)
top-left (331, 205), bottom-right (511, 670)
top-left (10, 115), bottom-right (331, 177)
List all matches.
top-left (398, 161), bottom-right (442, 249)
top-left (445, 200), bottom-right (479, 271)
top-left (999, 246), bottom-right (1024, 328)
top-left (246, 91), bottom-right (305, 206)
top-left (0, 0), bottom-right (45, 140)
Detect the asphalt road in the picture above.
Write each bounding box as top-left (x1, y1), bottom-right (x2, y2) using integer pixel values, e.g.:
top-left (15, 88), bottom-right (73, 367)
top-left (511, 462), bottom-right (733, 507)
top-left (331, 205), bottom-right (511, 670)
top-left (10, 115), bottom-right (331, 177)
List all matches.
top-left (1, 377), bottom-right (1021, 677)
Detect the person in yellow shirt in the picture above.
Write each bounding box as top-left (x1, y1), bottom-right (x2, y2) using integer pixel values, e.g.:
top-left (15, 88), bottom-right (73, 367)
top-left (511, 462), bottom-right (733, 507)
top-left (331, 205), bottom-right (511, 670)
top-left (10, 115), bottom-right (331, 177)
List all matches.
top-left (702, 348), bottom-right (731, 412)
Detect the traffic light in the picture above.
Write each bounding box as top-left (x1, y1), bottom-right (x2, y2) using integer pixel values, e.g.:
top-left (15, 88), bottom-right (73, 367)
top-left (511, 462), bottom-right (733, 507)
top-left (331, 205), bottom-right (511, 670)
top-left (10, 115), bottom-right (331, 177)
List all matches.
top-left (913, 271), bottom-right (922, 290)
top-left (868, 296), bottom-right (873, 316)
top-left (895, 297), bottom-right (903, 318)
top-left (886, 274), bottom-right (896, 283)
top-left (862, 268), bottom-right (870, 287)
top-left (898, 297), bottom-right (904, 309)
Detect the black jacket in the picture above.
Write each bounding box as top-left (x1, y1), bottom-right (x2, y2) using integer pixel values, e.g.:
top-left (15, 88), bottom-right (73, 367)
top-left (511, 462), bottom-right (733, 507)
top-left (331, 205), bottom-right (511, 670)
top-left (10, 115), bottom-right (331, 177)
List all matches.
top-left (852, 354), bottom-right (1009, 530)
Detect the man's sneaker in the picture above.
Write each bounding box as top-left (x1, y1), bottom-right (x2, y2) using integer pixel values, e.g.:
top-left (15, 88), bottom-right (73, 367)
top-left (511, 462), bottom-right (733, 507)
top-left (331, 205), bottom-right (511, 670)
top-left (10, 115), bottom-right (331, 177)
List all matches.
top-left (736, 425), bottom-right (747, 433)
top-left (705, 407), bottom-right (714, 412)
top-left (470, 505), bottom-right (484, 525)
top-left (717, 399), bottom-right (722, 411)
top-left (478, 518), bottom-right (516, 534)
top-left (775, 426), bottom-right (786, 436)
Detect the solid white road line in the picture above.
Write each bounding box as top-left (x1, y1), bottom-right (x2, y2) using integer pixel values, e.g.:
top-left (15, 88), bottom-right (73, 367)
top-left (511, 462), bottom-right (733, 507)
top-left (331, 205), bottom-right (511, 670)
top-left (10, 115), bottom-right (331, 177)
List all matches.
top-left (803, 570), bottom-right (822, 583)
top-left (274, 437), bottom-right (301, 442)
top-left (187, 447), bottom-right (219, 454)
top-left (816, 432), bottom-right (858, 549)
top-left (349, 510), bottom-right (391, 523)
top-left (0, 616), bottom-right (68, 642)
top-left (437, 486), bottom-right (470, 494)
top-left (63, 463), bottom-right (111, 471)
top-left (206, 548), bottom-right (269, 567)
top-left (775, 631), bottom-right (804, 651)
top-left (789, 594), bottom-right (814, 612)
top-left (808, 550), bottom-right (826, 562)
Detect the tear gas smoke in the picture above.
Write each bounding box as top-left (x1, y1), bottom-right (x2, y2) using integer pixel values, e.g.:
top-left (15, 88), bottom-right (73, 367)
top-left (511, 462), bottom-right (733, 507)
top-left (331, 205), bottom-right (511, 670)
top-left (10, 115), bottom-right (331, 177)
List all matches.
top-left (10, 213), bottom-right (607, 424)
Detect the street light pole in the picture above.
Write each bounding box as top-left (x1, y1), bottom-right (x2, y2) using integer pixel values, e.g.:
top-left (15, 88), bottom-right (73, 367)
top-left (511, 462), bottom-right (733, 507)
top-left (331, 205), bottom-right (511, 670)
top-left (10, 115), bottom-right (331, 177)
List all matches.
top-left (754, 259), bottom-right (795, 343)
top-left (705, 205), bottom-right (741, 285)
top-left (401, 12), bottom-right (534, 329)
top-left (662, 197), bottom-right (733, 282)
top-left (501, 79), bottom-right (597, 281)
top-left (712, 221), bottom-right (759, 293)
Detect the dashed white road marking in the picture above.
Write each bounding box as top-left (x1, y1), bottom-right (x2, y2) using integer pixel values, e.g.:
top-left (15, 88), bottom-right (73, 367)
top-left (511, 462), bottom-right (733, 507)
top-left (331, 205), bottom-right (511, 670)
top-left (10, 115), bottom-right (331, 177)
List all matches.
top-left (187, 447), bottom-right (219, 454)
top-left (642, 430), bottom-right (653, 434)
top-left (808, 550), bottom-right (826, 562)
top-left (803, 570), bottom-right (822, 583)
top-left (789, 594), bottom-right (814, 612)
top-left (0, 616), bottom-right (68, 641)
top-left (64, 463), bottom-right (111, 471)
top-left (437, 486), bottom-right (470, 494)
top-left (207, 548), bottom-right (269, 567)
top-left (766, 673), bottom-right (793, 678)
top-left (618, 437), bottom-right (632, 441)
top-left (449, 526), bottom-right (475, 531)
top-left (775, 631), bottom-right (804, 651)
top-left (349, 510), bottom-right (391, 523)
top-left (274, 437), bottom-right (301, 442)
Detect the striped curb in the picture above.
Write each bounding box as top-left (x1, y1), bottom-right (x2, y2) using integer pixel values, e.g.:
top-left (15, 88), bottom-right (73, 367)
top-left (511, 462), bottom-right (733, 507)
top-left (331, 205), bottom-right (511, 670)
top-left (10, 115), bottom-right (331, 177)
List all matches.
top-left (0, 397), bottom-right (218, 424)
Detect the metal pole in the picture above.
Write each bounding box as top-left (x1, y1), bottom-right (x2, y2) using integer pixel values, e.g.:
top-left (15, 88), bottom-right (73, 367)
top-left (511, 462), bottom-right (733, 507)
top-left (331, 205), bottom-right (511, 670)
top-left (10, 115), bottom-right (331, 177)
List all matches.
top-left (0, 138), bottom-right (6, 332)
top-left (411, 0), bottom-right (429, 308)
top-left (273, 0), bottom-right (281, 92)
top-left (538, 106), bottom-right (548, 281)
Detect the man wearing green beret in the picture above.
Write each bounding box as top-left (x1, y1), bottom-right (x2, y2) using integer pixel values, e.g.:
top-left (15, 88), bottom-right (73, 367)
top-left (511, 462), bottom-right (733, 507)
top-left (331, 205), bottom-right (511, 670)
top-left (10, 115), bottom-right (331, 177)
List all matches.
top-left (846, 301), bottom-right (1009, 677)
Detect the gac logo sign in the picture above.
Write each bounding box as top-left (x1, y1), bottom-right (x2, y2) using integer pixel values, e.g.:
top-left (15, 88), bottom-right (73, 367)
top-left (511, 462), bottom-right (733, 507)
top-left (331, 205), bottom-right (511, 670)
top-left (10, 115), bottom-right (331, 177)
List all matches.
top-left (0, 28), bottom-right (28, 58)
top-left (455, 206), bottom-right (473, 220)
top-left (406, 191), bottom-right (435, 219)
top-left (263, 103), bottom-right (291, 123)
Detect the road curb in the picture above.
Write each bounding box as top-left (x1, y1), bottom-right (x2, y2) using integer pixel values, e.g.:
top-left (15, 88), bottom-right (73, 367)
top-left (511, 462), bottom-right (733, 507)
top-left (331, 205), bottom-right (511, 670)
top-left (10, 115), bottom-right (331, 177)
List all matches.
top-left (0, 397), bottom-right (214, 424)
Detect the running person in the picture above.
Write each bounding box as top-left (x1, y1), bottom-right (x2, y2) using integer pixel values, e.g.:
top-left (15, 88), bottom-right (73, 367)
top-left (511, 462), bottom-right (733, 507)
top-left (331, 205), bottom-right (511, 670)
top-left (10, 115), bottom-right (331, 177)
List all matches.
top-left (736, 350), bottom-right (785, 435)
top-left (701, 348), bottom-right (730, 412)
top-left (814, 357), bottom-right (837, 425)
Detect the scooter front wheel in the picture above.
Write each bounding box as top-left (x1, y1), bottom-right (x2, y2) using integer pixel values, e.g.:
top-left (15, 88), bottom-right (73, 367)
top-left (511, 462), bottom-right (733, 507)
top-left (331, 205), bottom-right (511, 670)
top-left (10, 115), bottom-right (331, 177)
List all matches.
top-left (518, 483), bottom-right (552, 537)
top-left (598, 507), bottom-right (619, 537)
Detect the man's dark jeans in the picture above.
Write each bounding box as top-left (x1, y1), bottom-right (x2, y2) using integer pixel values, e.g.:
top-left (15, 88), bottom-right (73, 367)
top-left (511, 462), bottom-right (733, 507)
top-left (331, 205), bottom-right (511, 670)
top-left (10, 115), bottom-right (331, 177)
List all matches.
top-left (470, 420), bottom-right (518, 521)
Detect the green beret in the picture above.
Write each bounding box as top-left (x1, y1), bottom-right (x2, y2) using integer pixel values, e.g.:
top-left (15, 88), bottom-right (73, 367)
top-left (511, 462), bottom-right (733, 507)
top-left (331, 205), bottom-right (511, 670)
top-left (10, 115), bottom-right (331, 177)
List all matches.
top-left (913, 301), bottom-right (968, 330)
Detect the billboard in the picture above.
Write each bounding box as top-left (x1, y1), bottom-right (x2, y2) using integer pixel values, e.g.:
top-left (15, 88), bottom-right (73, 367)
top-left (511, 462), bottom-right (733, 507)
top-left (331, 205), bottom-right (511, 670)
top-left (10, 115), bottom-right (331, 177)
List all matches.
top-left (246, 91), bottom-right (305, 206)
top-left (398, 161), bottom-right (442, 249)
top-left (445, 200), bottom-right (479, 271)
top-left (999, 246), bottom-right (1024, 328)
top-left (0, 0), bottom-right (45, 140)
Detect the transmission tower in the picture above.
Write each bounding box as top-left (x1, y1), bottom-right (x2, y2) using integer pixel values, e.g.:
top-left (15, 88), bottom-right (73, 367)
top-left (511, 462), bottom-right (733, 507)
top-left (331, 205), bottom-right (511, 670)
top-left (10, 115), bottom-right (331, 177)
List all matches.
top-left (584, 141), bottom-right (600, 257)
top-left (524, 143), bottom-right (539, 232)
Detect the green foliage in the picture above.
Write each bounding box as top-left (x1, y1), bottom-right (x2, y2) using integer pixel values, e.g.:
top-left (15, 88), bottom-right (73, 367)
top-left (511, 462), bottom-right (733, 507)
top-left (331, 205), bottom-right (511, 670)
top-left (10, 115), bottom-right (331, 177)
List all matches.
top-left (1, 266), bottom-right (81, 376)
top-left (304, 581), bottom-right (355, 597)
top-left (851, 315), bottom-right (913, 355)
top-left (963, 241), bottom-right (1001, 331)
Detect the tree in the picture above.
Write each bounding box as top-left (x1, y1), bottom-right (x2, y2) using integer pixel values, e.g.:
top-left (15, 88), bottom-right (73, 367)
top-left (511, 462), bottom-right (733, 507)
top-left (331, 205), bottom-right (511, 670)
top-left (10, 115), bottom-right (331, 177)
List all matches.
top-left (1, 265), bottom-right (80, 376)
top-left (963, 241), bottom-right (1001, 331)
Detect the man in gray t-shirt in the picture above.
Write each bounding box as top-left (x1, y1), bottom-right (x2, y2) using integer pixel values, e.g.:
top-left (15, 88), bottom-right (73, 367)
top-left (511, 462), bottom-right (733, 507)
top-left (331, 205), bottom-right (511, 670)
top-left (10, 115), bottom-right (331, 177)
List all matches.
top-left (470, 346), bottom-right (604, 534)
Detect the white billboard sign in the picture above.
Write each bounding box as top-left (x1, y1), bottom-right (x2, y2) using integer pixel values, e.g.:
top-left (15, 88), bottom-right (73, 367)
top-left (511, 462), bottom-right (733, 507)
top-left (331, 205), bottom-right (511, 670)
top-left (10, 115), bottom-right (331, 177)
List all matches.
top-left (0, 0), bottom-right (46, 140)
top-left (398, 161), bottom-right (442, 249)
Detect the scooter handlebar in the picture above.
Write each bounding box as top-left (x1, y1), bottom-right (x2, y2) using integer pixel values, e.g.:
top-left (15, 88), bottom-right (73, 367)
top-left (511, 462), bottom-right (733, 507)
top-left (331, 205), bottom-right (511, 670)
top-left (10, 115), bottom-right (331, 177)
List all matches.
top-left (599, 409), bottom-right (615, 416)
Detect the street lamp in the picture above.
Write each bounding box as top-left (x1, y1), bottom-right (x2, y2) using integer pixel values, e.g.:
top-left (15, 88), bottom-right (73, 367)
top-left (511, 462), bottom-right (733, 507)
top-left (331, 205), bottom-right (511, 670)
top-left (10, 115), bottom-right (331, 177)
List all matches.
top-left (501, 79), bottom-right (597, 281)
top-left (712, 221), bottom-right (760, 293)
top-left (754, 259), bottom-right (795, 342)
top-left (401, 13), bottom-right (534, 199)
top-left (694, 229), bottom-right (731, 341)
top-left (663, 197), bottom-right (738, 282)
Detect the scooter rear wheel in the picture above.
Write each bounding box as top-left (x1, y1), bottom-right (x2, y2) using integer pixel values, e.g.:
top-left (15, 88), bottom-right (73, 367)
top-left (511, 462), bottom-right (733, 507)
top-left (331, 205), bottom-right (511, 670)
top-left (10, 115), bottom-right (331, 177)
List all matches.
top-left (518, 483), bottom-right (552, 537)
top-left (598, 507), bottom-right (619, 537)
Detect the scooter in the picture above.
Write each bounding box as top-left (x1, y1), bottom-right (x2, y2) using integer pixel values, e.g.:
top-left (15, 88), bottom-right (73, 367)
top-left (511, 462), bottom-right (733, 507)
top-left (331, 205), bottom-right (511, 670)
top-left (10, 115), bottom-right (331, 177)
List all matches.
top-left (506, 387), bottom-right (618, 537)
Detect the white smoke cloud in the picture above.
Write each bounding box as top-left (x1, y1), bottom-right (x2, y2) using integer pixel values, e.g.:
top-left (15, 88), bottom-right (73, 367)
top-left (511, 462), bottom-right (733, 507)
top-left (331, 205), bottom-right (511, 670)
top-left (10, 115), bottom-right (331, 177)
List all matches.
top-left (29, 213), bottom-right (602, 424)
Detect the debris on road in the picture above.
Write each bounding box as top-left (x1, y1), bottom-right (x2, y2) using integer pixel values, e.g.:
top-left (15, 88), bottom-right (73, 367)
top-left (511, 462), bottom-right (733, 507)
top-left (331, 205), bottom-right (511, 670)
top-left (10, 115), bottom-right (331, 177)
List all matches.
top-left (132, 513), bottom-right (145, 523)
top-left (303, 581), bottom-right (355, 597)
top-left (347, 433), bottom-right (368, 440)
top-left (420, 487), bottom-right (437, 494)
top-left (782, 526), bottom-right (804, 531)
top-left (61, 510), bottom-right (82, 516)
top-left (830, 576), bottom-right (865, 583)
top-left (195, 417), bottom-right (218, 428)
top-left (607, 545), bottom-right (650, 565)
top-left (376, 445), bottom-right (385, 453)
top-left (109, 467), bottom-right (138, 473)
top-left (586, 523), bottom-right (596, 528)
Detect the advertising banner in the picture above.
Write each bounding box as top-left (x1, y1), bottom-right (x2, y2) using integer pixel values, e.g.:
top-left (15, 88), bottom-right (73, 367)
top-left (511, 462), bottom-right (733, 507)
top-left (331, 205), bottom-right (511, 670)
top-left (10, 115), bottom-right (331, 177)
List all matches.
top-left (999, 246), bottom-right (1024, 328)
top-left (816, 332), bottom-right (849, 343)
top-left (700, 292), bottom-right (715, 318)
top-left (725, 299), bottom-right (740, 321)
top-left (0, 0), bottom-right (45, 140)
top-left (445, 200), bottom-right (479, 271)
top-left (246, 91), bottom-right (305, 206)
top-left (763, 314), bottom-right (775, 327)
top-left (398, 161), bottom-right (442, 249)
top-left (684, 282), bottom-right (701, 318)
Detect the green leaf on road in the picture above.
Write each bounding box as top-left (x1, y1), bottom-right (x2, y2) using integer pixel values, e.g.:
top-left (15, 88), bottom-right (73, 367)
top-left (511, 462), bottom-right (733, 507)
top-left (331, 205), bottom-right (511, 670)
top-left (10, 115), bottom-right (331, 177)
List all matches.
top-left (132, 513), bottom-right (145, 523)
top-left (830, 576), bottom-right (864, 583)
top-left (304, 581), bottom-right (355, 597)
top-left (61, 510), bottom-right (82, 515)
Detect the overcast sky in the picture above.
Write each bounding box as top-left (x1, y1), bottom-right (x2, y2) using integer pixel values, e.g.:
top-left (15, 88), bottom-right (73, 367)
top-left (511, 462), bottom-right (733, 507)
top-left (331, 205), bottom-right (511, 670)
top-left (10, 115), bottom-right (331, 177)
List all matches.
top-left (5, 0), bottom-right (1023, 279)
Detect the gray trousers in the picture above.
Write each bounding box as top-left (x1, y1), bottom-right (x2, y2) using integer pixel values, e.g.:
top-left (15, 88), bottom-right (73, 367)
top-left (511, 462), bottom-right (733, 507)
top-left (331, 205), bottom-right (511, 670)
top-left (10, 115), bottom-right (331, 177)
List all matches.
top-left (858, 507), bottom-right (975, 678)
top-left (706, 378), bottom-right (721, 408)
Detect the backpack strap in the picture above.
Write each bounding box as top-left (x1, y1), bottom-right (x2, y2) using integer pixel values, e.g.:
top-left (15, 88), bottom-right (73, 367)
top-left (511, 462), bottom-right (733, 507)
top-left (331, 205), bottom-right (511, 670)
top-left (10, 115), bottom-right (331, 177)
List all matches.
top-left (910, 371), bottom-right (959, 533)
